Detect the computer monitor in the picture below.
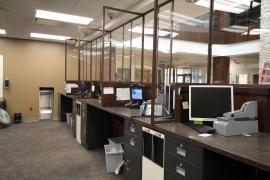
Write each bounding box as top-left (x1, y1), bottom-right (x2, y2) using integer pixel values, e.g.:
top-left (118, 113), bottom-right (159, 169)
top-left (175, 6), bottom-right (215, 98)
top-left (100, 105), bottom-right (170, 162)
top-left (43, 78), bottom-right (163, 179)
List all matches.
top-left (131, 87), bottom-right (143, 101)
top-left (189, 85), bottom-right (234, 121)
top-left (79, 81), bottom-right (90, 93)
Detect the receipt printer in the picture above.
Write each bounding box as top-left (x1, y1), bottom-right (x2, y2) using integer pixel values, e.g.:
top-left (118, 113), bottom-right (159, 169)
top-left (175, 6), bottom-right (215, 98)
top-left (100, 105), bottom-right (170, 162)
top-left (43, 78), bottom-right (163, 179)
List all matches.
top-left (213, 101), bottom-right (258, 136)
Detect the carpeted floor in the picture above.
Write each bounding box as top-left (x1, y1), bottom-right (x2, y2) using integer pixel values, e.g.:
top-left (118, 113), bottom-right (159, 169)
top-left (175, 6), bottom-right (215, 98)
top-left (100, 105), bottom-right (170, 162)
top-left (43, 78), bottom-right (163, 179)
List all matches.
top-left (0, 120), bottom-right (123, 180)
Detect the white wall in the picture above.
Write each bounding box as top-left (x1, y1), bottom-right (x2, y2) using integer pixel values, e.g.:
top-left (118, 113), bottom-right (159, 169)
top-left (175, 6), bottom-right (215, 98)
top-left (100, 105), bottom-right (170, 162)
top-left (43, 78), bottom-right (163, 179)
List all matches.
top-left (0, 55), bottom-right (3, 97)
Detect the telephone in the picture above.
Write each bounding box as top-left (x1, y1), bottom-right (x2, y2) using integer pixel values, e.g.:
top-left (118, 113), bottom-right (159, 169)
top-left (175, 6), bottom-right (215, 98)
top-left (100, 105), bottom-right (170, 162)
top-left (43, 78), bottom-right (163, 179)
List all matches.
top-left (140, 100), bottom-right (162, 117)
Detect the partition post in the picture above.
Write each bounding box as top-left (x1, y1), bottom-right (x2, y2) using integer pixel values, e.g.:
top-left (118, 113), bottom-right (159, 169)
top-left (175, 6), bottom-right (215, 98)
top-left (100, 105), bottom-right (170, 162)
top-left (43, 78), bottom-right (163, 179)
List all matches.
top-left (207, 0), bottom-right (214, 84)
top-left (151, 0), bottom-right (159, 125)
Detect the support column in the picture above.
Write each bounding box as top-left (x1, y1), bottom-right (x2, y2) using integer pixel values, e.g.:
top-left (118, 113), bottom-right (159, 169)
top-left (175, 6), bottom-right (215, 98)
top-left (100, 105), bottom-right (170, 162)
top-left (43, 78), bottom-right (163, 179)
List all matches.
top-left (213, 56), bottom-right (230, 84)
top-left (260, 0), bottom-right (270, 84)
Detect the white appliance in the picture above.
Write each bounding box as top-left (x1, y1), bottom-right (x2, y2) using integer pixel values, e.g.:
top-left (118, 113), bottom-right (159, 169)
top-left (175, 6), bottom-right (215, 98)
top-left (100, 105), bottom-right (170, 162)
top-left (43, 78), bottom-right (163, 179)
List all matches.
top-left (142, 127), bottom-right (165, 180)
top-left (76, 101), bottom-right (81, 144)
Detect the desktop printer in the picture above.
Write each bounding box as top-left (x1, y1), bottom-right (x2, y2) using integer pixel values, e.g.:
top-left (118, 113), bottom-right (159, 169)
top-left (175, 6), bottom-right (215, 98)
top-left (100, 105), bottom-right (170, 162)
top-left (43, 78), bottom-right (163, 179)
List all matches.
top-left (140, 93), bottom-right (166, 117)
top-left (213, 101), bottom-right (258, 136)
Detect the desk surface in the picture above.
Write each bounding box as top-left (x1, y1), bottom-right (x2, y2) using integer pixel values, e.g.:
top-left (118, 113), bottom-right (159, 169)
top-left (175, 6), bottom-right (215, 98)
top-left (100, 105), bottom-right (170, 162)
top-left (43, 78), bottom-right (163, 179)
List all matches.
top-left (60, 94), bottom-right (270, 173)
top-left (81, 99), bottom-right (141, 118)
top-left (156, 123), bottom-right (270, 173)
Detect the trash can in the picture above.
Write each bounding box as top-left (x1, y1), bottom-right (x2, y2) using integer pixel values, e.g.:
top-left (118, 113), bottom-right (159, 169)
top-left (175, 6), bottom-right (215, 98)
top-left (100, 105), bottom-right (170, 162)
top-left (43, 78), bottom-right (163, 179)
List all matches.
top-left (66, 113), bottom-right (72, 126)
top-left (14, 113), bottom-right (22, 123)
top-left (104, 143), bottom-right (124, 173)
top-left (108, 137), bottom-right (124, 146)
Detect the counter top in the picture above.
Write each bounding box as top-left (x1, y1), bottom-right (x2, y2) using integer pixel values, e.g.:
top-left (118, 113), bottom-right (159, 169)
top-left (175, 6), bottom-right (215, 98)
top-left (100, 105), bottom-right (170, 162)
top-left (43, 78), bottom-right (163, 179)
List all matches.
top-left (60, 94), bottom-right (270, 173)
top-left (59, 93), bottom-right (79, 99)
top-left (80, 99), bottom-right (141, 119)
top-left (156, 122), bottom-right (270, 173)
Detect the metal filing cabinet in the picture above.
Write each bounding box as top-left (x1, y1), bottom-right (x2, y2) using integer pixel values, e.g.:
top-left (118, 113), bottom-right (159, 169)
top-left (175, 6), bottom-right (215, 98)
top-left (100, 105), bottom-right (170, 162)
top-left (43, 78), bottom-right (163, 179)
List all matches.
top-left (81, 102), bottom-right (88, 148)
top-left (124, 118), bottom-right (142, 180)
top-left (165, 133), bottom-right (203, 180)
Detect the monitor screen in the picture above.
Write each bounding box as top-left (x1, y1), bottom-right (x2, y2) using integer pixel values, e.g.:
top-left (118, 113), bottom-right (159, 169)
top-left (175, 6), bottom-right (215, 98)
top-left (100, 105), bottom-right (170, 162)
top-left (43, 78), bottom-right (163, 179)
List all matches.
top-left (189, 85), bottom-right (234, 121)
top-left (131, 88), bottom-right (143, 100)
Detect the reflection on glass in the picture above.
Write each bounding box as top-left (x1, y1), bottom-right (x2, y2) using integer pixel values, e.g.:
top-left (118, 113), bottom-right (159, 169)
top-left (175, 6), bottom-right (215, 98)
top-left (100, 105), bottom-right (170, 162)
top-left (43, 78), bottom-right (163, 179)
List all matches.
top-left (143, 12), bottom-right (154, 83)
top-left (112, 27), bottom-right (124, 81)
top-left (96, 38), bottom-right (101, 81)
top-left (92, 40), bottom-right (96, 81)
top-left (66, 39), bottom-right (78, 81)
top-left (103, 35), bottom-right (110, 81)
top-left (123, 23), bottom-right (131, 82)
top-left (210, 0), bottom-right (262, 84)
top-left (165, 0), bottom-right (210, 84)
top-left (131, 18), bottom-right (143, 82)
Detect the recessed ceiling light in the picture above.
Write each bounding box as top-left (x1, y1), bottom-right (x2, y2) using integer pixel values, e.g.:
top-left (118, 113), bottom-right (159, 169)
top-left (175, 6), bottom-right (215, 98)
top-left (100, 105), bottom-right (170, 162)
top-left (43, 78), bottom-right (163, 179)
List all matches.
top-left (30, 33), bottom-right (70, 41)
top-left (35, 10), bottom-right (93, 25)
top-left (128, 27), bottom-right (178, 37)
top-left (0, 29), bottom-right (6, 35)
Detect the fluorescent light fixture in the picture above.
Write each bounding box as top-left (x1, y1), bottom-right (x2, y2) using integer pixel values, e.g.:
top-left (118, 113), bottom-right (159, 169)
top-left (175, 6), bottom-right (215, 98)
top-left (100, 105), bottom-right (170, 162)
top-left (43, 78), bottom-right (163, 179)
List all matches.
top-left (160, 10), bottom-right (208, 25)
top-left (249, 29), bottom-right (270, 35)
top-left (128, 26), bottom-right (178, 38)
top-left (158, 14), bottom-right (196, 26)
top-left (35, 10), bottom-right (93, 25)
top-left (30, 33), bottom-right (70, 41)
top-left (0, 29), bottom-right (6, 35)
top-left (242, 29), bottom-right (270, 35)
top-left (194, 0), bottom-right (260, 14)
top-left (222, 25), bottom-right (248, 33)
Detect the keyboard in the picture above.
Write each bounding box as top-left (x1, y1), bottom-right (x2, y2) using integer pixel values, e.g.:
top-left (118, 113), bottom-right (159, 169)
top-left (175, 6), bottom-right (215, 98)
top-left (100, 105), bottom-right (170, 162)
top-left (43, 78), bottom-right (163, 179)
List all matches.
top-left (184, 121), bottom-right (215, 134)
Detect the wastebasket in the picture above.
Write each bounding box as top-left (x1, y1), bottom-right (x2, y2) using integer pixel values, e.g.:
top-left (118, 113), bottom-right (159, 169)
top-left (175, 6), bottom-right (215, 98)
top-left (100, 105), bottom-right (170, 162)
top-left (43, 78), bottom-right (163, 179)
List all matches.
top-left (66, 113), bottom-right (72, 126)
top-left (104, 143), bottom-right (124, 173)
top-left (108, 137), bottom-right (124, 146)
top-left (14, 113), bottom-right (22, 123)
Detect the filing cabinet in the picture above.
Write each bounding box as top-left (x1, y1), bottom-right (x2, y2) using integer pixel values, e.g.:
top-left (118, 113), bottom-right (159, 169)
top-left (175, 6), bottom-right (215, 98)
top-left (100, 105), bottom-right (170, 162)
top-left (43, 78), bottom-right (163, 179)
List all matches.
top-left (165, 134), bottom-right (203, 168)
top-left (124, 131), bottom-right (142, 152)
top-left (125, 118), bottom-right (143, 137)
top-left (165, 133), bottom-right (203, 180)
top-left (81, 103), bottom-right (88, 148)
top-left (165, 152), bottom-right (202, 180)
top-left (123, 118), bottom-right (142, 180)
top-left (124, 144), bottom-right (142, 180)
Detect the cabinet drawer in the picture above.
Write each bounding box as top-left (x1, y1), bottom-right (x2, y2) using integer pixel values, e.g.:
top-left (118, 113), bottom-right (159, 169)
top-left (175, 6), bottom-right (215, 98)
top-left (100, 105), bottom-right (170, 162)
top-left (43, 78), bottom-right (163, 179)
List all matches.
top-left (165, 169), bottom-right (183, 180)
top-left (124, 144), bottom-right (142, 180)
top-left (165, 152), bottom-right (202, 180)
top-left (125, 119), bottom-right (142, 138)
top-left (125, 132), bottom-right (142, 152)
top-left (166, 134), bottom-right (203, 167)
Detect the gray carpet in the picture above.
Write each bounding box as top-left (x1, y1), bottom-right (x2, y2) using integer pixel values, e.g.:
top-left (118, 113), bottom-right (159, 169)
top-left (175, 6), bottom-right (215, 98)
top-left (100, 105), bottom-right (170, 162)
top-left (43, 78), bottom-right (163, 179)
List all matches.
top-left (0, 120), bottom-right (123, 180)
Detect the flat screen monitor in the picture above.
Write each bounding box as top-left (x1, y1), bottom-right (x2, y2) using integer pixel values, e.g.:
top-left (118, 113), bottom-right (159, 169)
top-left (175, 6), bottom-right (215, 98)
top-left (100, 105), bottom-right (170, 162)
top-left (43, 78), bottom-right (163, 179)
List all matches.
top-left (79, 81), bottom-right (90, 93)
top-left (131, 87), bottom-right (143, 101)
top-left (189, 85), bottom-right (234, 121)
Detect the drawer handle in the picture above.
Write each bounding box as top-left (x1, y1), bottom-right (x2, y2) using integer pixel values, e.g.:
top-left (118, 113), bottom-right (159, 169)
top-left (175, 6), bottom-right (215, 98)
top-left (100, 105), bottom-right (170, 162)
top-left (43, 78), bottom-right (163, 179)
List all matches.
top-left (129, 138), bottom-right (135, 147)
top-left (177, 145), bottom-right (186, 157)
top-left (176, 164), bottom-right (186, 177)
top-left (129, 124), bottom-right (135, 133)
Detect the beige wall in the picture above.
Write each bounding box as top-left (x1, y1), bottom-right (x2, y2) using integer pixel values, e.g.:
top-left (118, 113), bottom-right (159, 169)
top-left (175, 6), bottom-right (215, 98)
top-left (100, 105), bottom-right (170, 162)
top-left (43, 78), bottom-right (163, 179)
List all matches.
top-left (0, 38), bottom-right (65, 121)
